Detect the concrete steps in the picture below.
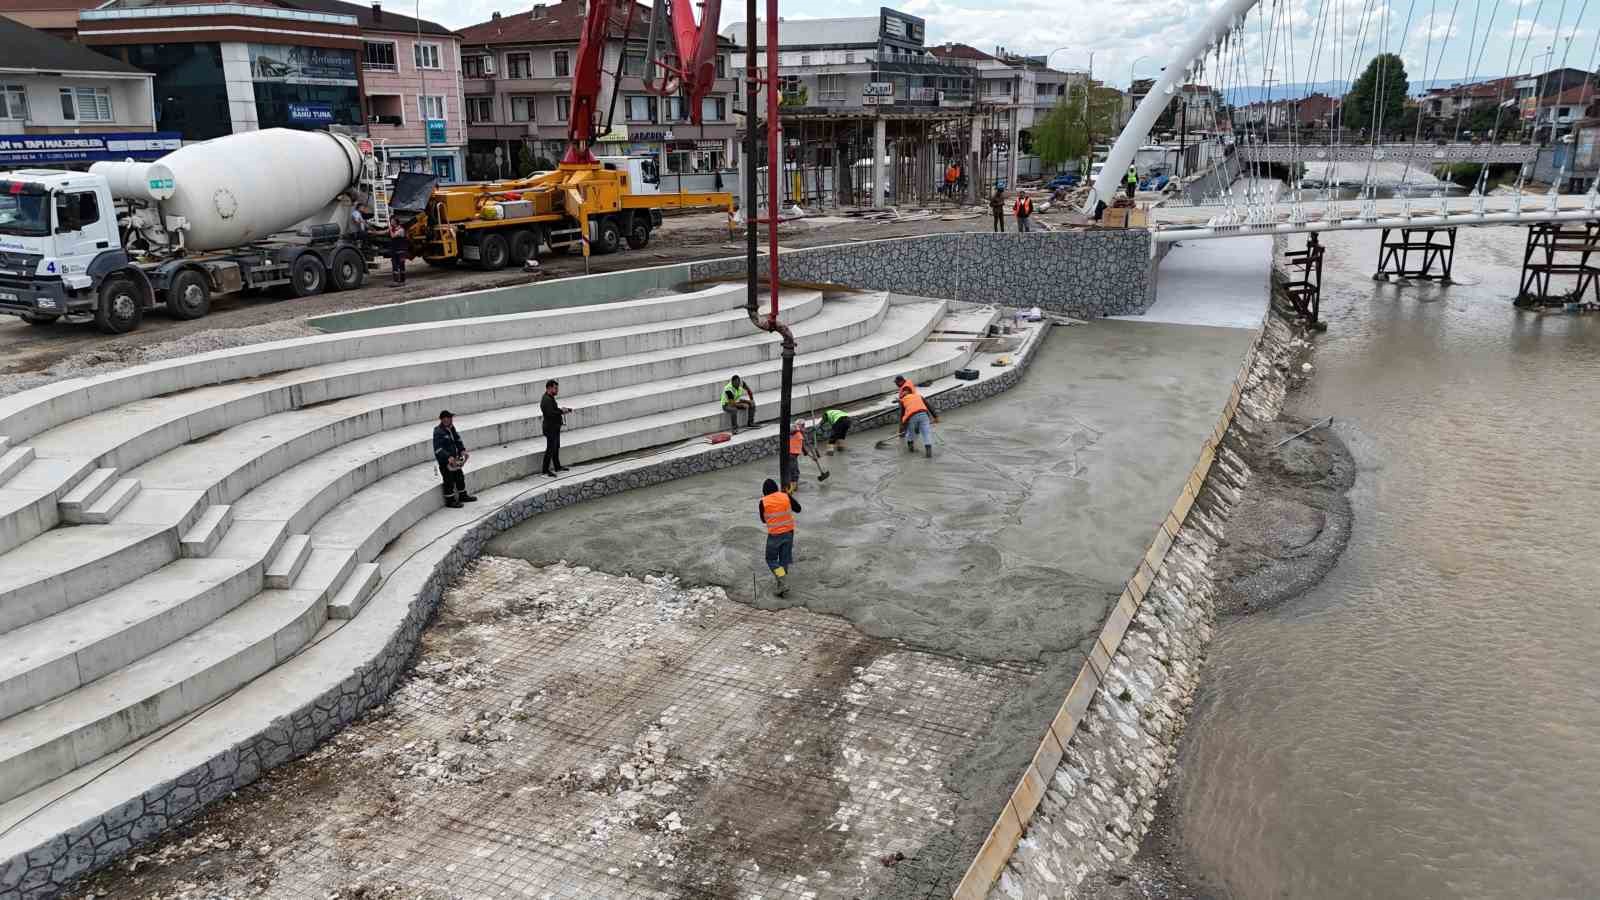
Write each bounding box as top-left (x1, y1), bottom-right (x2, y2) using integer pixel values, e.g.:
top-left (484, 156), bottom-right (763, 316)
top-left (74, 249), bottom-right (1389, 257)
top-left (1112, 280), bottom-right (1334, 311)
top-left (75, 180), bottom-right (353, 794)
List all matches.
top-left (0, 446), bottom-right (36, 486)
top-left (0, 284), bottom-right (769, 556)
top-left (0, 285), bottom-right (999, 825)
top-left (0, 290), bottom-right (832, 616)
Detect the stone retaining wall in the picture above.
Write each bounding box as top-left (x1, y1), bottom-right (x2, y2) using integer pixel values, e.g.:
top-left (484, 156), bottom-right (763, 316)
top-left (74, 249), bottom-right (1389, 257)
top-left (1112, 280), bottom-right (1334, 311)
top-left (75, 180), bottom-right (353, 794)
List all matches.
top-left (689, 230), bottom-right (1157, 318)
top-left (952, 313), bottom-right (1283, 899)
top-left (0, 329), bottom-right (1048, 900)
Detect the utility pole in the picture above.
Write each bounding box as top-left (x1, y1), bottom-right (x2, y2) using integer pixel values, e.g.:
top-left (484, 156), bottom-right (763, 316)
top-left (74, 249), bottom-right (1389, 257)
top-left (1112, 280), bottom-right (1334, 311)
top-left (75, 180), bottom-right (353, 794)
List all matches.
top-left (415, 0), bottom-right (433, 175)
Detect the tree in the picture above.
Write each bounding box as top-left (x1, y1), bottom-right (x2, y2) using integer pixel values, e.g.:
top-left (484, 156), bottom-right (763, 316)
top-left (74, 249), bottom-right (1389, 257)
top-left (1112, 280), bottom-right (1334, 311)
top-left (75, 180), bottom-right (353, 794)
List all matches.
top-left (1344, 53), bottom-right (1409, 135)
top-left (1033, 83), bottom-right (1121, 170)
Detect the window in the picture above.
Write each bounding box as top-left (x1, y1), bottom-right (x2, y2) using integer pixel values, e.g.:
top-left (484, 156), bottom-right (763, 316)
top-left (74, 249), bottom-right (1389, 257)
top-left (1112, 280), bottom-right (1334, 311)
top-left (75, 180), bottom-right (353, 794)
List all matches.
top-left (701, 96), bottom-right (725, 121)
top-left (53, 191), bottom-right (99, 232)
top-left (368, 93), bottom-right (404, 125)
top-left (60, 87), bottom-right (113, 122)
top-left (506, 53), bottom-right (531, 78)
top-left (623, 52), bottom-right (646, 76)
top-left (413, 42), bottom-right (441, 70)
top-left (510, 95), bottom-right (535, 122)
top-left (844, 51), bottom-right (855, 64)
top-left (553, 50), bottom-right (569, 77)
top-left (466, 96), bottom-right (494, 123)
top-left (625, 94), bottom-right (657, 122)
top-left (0, 85), bottom-right (26, 121)
top-left (665, 95), bottom-right (686, 121)
top-left (556, 96), bottom-right (569, 121)
top-left (799, 54), bottom-right (810, 66)
top-left (715, 54), bottom-right (726, 77)
top-left (363, 40), bottom-right (397, 71)
top-left (463, 55), bottom-right (490, 78)
top-left (418, 94), bottom-right (446, 121)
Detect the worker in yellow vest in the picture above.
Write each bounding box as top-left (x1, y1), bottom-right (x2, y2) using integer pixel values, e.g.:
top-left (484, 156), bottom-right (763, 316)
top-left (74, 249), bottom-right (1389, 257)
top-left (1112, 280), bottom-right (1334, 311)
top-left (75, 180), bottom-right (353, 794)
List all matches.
top-left (1125, 165), bottom-right (1138, 199)
top-left (759, 478), bottom-right (800, 596)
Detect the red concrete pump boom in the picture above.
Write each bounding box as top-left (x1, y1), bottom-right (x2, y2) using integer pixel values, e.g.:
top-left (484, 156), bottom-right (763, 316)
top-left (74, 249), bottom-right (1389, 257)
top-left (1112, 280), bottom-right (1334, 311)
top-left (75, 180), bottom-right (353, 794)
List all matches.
top-left (563, 0), bottom-right (723, 165)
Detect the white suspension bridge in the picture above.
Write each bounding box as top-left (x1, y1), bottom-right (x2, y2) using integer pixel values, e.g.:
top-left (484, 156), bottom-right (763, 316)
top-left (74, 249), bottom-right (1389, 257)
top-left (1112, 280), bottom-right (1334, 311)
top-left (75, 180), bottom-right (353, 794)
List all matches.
top-left (1081, 0), bottom-right (1600, 246)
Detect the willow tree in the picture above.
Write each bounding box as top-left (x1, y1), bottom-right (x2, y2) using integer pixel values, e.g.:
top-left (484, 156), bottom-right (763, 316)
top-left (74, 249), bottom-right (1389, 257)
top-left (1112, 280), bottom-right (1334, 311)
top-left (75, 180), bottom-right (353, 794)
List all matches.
top-left (1033, 83), bottom-right (1123, 171)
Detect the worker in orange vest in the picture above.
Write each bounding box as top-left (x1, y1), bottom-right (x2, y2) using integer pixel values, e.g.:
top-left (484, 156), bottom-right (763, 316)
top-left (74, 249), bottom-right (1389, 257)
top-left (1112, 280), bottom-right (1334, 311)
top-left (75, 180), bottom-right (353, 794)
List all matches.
top-left (785, 419), bottom-right (808, 492)
top-left (944, 162), bottom-right (959, 197)
top-left (1013, 191), bottom-right (1035, 233)
top-left (759, 478), bottom-right (800, 596)
top-left (894, 375), bottom-right (938, 458)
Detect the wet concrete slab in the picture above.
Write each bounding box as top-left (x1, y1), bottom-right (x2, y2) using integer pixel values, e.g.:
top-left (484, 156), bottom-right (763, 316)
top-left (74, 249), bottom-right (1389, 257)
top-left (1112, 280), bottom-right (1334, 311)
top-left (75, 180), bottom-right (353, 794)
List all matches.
top-left (486, 318), bottom-right (1260, 892)
top-left (491, 320), bottom-right (1258, 666)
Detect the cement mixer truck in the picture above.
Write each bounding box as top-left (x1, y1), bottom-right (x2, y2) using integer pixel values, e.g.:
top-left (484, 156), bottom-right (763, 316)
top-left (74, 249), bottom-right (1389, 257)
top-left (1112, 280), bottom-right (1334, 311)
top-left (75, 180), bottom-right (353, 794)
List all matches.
top-left (0, 128), bottom-right (378, 333)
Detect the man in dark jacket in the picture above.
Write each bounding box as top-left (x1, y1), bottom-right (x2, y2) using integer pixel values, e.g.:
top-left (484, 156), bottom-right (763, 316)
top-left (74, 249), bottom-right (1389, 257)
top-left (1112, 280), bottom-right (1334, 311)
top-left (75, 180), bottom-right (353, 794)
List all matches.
top-left (989, 186), bottom-right (1006, 232)
top-left (432, 410), bottom-right (476, 508)
top-left (540, 379), bottom-right (572, 477)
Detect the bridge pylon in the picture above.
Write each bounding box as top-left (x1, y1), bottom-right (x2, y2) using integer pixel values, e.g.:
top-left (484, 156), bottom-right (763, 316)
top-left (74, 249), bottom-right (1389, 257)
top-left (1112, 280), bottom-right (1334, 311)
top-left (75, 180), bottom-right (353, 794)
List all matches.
top-left (1516, 222), bottom-right (1600, 307)
top-left (1374, 227), bottom-right (1457, 283)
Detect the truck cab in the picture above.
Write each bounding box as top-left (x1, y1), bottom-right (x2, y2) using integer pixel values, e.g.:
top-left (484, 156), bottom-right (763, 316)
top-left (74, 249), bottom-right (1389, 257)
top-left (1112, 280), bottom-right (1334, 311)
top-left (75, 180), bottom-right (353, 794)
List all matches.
top-left (595, 155), bottom-right (661, 195)
top-left (0, 170), bottom-right (133, 326)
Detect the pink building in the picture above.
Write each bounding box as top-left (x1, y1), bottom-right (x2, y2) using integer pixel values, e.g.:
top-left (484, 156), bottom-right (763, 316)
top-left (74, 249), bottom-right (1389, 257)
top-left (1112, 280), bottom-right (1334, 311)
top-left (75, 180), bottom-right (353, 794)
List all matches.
top-left (342, 0), bottom-right (467, 182)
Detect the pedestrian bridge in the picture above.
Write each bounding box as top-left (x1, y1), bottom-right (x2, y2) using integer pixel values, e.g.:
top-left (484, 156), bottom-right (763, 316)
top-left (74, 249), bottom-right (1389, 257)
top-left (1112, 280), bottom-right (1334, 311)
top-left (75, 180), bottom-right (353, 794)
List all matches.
top-left (1235, 142), bottom-right (1538, 165)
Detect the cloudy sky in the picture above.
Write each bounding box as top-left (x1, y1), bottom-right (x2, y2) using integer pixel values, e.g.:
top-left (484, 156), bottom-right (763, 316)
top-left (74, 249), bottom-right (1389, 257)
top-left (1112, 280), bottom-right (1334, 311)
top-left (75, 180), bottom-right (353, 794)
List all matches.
top-left (401, 0), bottom-right (1600, 93)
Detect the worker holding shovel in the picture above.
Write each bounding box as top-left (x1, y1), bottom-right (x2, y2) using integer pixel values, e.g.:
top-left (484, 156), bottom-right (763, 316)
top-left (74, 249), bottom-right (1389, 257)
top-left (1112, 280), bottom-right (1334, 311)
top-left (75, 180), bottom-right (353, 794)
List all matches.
top-left (759, 478), bottom-right (800, 596)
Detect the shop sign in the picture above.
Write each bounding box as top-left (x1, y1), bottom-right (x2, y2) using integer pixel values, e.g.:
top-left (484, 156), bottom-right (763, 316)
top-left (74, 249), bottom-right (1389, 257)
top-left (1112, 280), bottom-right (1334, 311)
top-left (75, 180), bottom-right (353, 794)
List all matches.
top-left (426, 119), bottom-right (447, 143)
top-left (0, 132), bottom-right (181, 165)
top-left (631, 130), bottom-right (670, 142)
top-left (288, 102), bottom-right (334, 123)
top-left (249, 44), bottom-right (358, 86)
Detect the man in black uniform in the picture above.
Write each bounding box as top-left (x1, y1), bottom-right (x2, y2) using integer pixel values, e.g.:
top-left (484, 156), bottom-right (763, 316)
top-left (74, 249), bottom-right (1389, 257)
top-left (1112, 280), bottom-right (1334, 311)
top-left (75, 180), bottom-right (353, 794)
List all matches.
top-left (541, 379), bottom-right (572, 477)
top-left (432, 410), bottom-right (477, 508)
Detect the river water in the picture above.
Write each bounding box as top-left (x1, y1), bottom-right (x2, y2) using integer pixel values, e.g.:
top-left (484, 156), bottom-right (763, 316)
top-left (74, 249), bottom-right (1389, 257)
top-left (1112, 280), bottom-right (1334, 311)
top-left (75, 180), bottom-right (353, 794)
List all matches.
top-left (1165, 225), bottom-right (1600, 899)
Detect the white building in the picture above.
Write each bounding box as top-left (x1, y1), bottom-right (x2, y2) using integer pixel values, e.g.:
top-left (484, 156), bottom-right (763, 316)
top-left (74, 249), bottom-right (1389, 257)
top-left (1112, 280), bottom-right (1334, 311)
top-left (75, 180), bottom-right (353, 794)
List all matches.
top-left (0, 14), bottom-right (156, 143)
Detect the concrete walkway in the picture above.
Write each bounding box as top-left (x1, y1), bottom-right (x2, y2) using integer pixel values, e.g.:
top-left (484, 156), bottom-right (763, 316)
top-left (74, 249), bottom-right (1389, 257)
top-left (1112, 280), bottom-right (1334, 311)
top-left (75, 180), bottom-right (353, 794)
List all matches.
top-left (1118, 235), bottom-right (1275, 329)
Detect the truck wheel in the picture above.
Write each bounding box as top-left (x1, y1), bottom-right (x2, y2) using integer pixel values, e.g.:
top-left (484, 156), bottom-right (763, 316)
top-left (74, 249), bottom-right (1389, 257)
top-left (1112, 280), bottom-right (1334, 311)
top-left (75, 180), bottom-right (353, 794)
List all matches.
top-left (289, 254), bottom-right (327, 297)
top-left (95, 274), bottom-right (144, 334)
top-left (20, 313), bottom-right (60, 326)
top-left (330, 248), bottom-right (365, 291)
top-left (479, 233), bottom-right (510, 270)
top-left (509, 230), bottom-right (538, 264)
top-left (626, 218), bottom-right (651, 250)
top-left (166, 270), bottom-right (211, 320)
top-left (594, 218), bottom-right (622, 255)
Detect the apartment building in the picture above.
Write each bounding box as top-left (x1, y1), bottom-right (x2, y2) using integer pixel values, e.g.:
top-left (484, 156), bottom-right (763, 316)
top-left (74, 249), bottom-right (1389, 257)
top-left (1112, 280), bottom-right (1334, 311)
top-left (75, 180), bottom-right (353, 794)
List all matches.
top-left (929, 43), bottom-right (1081, 138)
top-left (457, 0), bottom-right (738, 181)
top-left (77, 0), bottom-right (465, 180)
top-left (0, 15), bottom-right (170, 167)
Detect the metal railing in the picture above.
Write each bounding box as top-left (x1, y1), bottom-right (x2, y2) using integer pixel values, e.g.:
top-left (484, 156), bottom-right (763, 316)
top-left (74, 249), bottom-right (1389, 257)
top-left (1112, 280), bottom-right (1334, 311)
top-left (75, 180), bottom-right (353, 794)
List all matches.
top-left (82, 3), bottom-right (356, 24)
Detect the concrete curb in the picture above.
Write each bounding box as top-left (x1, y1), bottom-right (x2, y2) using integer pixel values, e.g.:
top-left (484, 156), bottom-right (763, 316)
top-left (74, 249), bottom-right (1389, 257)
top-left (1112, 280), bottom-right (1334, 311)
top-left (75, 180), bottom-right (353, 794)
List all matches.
top-left (0, 326), bottom-right (1049, 900)
top-left (952, 320), bottom-right (1266, 900)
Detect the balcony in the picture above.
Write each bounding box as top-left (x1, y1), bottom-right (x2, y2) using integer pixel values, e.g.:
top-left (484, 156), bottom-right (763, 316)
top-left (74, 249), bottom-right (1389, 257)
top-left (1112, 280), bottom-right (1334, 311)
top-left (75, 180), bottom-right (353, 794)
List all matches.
top-left (368, 114), bottom-right (403, 127)
top-left (362, 62), bottom-right (397, 73)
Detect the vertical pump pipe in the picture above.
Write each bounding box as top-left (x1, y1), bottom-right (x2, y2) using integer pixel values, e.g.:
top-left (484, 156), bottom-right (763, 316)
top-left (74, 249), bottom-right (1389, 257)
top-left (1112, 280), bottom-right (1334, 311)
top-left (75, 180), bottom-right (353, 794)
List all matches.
top-left (742, 0), bottom-right (796, 487)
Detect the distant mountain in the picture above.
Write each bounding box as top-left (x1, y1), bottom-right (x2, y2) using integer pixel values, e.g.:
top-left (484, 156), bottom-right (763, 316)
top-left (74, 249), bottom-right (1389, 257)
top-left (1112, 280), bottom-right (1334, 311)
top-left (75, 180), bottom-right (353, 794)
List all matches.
top-left (1222, 77), bottom-right (1497, 105)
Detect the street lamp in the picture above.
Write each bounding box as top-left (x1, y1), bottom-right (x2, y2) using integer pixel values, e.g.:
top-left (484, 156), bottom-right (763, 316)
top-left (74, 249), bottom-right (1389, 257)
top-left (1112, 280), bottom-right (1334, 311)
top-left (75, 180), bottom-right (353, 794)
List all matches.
top-left (1129, 55), bottom-right (1151, 87)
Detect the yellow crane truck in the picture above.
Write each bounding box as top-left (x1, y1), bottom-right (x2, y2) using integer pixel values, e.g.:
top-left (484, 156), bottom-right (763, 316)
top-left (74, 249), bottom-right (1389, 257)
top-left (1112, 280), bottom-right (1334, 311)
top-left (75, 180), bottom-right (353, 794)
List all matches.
top-left (390, 155), bottom-right (732, 269)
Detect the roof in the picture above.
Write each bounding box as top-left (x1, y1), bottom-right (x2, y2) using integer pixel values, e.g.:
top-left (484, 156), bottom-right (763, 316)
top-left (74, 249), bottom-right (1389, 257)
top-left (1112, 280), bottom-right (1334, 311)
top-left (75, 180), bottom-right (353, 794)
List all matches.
top-left (457, 0), bottom-right (655, 45)
top-left (83, 0), bottom-right (454, 34)
top-left (265, 0), bottom-right (453, 35)
top-left (0, 13), bottom-right (147, 73)
top-left (720, 16), bottom-right (881, 49)
top-left (1548, 82), bottom-right (1597, 105)
top-left (930, 42), bottom-right (995, 62)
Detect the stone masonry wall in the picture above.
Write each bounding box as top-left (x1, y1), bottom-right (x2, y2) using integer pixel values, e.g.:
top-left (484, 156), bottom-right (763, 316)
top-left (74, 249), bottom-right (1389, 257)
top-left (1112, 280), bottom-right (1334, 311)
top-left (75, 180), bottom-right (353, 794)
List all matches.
top-left (0, 330), bottom-right (1048, 900)
top-left (689, 230), bottom-right (1155, 318)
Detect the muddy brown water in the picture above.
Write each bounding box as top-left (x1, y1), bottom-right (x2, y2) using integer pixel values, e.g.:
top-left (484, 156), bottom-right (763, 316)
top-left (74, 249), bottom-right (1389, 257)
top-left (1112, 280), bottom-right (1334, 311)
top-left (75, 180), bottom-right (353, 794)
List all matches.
top-left (1160, 226), bottom-right (1600, 899)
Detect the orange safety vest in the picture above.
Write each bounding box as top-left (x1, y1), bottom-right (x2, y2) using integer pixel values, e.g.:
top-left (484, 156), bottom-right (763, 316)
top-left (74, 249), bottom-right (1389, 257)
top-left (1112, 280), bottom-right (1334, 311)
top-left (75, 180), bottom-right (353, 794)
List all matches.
top-left (789, 429), bottom-right (805, 456)
top-left (762, 492), bottom-right (795, 534)
top-left (1014, 196), bottom-right (1033, 216)
top-left (899, 389), bottom-right (929, 425)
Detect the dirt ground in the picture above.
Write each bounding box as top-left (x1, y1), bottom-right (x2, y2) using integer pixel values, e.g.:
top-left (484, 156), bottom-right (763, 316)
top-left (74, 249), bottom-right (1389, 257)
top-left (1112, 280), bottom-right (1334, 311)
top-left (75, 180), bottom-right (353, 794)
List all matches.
top-left (0, 205), bottom-right (1059, 380)
top-left (69, 558), bottom-right (1030, 900)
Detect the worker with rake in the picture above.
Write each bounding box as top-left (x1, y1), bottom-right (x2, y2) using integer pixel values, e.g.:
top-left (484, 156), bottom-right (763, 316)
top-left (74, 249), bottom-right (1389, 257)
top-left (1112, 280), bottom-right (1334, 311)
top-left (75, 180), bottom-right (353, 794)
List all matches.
top-left (784, 418), bottom-right (830, 492)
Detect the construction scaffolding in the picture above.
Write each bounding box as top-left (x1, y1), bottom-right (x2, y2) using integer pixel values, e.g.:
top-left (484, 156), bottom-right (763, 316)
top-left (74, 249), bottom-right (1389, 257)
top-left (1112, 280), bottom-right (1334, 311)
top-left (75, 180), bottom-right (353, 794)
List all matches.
top-left (751, 110), bottom-right (988, 210)
top-left (1516, 222), bottom-right (1600, 307)
top-left (1373, 227), bottom-right (1457, 283)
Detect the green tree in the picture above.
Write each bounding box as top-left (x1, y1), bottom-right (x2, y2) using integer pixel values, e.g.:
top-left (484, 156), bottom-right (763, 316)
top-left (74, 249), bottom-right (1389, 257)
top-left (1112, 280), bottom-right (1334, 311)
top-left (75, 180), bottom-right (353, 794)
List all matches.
top-left (1034, 84), bottom-right (1121, 169)
top-left (1344, 53), bottom-right (1409, 135)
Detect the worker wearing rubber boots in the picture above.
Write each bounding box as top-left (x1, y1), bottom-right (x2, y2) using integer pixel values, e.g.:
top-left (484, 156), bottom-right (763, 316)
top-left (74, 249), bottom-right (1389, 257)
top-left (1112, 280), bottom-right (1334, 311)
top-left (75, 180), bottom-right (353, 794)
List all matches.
top-left (895, 375), bottom-right (938, 458)
top-left (785, 420), bottom-right (807, 493)
top-left (721, 374), bottom-right (756, 434)
top-left (759, 478), bottom-right (800, 596)
top-left (820, 408), bottom-right (851, 454)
